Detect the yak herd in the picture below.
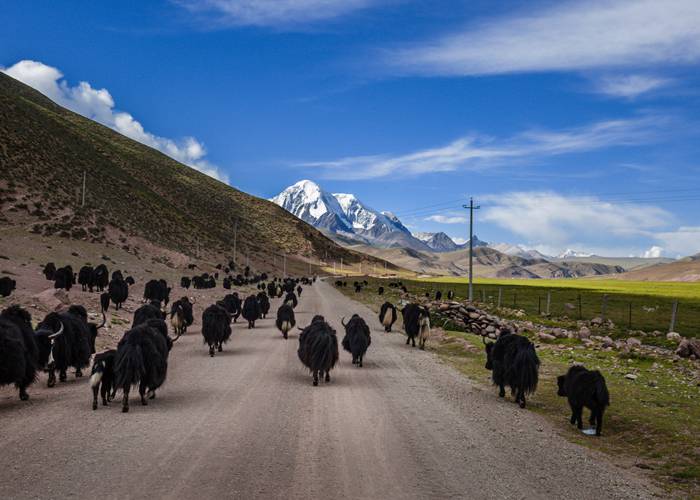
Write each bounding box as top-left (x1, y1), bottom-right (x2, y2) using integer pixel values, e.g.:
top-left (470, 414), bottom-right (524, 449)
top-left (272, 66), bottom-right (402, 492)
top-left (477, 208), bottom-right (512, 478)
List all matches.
top-left (0, 265), bottom-right (609, 436)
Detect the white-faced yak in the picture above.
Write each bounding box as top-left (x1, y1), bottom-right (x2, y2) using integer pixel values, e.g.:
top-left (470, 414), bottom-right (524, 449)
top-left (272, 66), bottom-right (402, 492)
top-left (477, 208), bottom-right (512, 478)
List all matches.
top-left (379, 302), bottom-right (397, 332)
top-left (36, 310), bottom-right (92, 387)
top-left (202, 303), bottom-right (232, 357)
top-left (341, 314), bottom-right (371, 367)
top-left (297, 315), bottom-right (338, 386)
top-left (170, 297), bottom-right (194, 339)
top-left (485, 334), bottom-right (540, 408)
top-left (401, 303), bottom-right (430, 349)
top-left (557, 365), bottom-right (610, 436)
top-left (0, 306), bottom-right (39, 400)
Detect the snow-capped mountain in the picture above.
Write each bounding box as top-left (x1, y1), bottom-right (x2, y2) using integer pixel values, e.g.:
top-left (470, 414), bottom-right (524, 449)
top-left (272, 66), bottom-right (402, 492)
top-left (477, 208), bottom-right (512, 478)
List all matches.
top-left (415, 232), bottom-right (488, 252)
top-left (490, 243), bottom-right (551, 260)
top-left (557, 249), bottom-right (594, 259)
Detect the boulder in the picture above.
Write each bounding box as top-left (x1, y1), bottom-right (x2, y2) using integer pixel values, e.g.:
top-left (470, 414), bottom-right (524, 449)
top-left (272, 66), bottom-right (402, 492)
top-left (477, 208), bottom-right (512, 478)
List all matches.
top-left (666, 331), bottom-right (682, 343)
top-left (538, 332), bottom-right (556, 341)
top-left (626, 337), bottom-right (642, 348)
top-left (32, 288), bottom-right (70, 311)
top-left (676, 339), bottom-right (700, 359)
top-left (578, 326), bottom-right (591, 339)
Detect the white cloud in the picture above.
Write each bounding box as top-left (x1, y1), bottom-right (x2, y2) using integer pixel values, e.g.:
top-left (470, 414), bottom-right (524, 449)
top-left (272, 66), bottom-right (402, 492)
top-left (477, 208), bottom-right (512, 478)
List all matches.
top-left (300, 116), bottom-right (663, 179)
top-left (386, 0), bottom-right (700, 76)
top-left (642, 245), bottom-right (664, 258)
top-left (594, 74), bottom-right (672, 98)
top-left (451, 237), bottom-right (467, 245)
top-left (425, 214), bottom-right (467, 224)
top-left (481, 191), bottom-right (670, 246)
top-left (652, 227), bottom-right (700, 257)
top-left (177, 0), bottom-right (377, 27)
top-left (2, 60), bottom-right (227, 182)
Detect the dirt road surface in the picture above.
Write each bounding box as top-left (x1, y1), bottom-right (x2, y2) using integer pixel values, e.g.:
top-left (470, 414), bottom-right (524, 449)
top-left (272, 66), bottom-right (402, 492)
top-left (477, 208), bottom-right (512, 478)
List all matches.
top-left (0, 280), bottom-right (654, 499)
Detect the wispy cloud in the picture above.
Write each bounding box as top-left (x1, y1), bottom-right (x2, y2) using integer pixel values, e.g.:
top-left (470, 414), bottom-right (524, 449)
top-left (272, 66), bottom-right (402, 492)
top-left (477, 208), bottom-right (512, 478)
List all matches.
top-left (298, 116), bottom-right (665, 179)
top-left (385, 0), bottom-right (700, 76)
top-left (2, 60), bottom-right (228, 183)
top-left (594, 74), bottom-right (672, 98)
top-left (652, 226), bottom-right (700, 257)
top-left (175, 0), bottom-right (379, 28)
top-left (425, 214), bottom-right (467, 224)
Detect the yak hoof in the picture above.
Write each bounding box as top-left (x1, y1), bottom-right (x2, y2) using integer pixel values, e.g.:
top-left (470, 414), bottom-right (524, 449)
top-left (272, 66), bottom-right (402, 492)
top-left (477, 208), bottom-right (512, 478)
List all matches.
top-left (20, 391), bottom-right (29, 401)
top-left (313, 380), bottom-right (318, 386)
top-left (325, 374), bottom-right (331, 383)
top-left (209, 346), bottom-right (215, 357)
top-left (47, 378), bottom-right (55, 388)
top-left (92, 401), bottom-right (98, 410)
top-left (519, 400), bottom-right (526, 409)
top-left (218, 345), bottom-right (223, 352)
top-left (122, 406), bottom-right (129, 413)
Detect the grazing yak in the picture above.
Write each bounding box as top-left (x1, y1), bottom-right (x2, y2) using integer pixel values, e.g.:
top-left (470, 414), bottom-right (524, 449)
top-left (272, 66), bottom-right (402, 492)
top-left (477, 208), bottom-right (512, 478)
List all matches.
top-left (0, 276), bottom-right (16, 297)
top-left (485, 334), bottom-right (540, 408)
top-left (401, 304), bottom-right (431, 349)
top-left (447, 290), bottom-right (454, 300)
top-left (108, 277), bottom-right (129, 310)
top-left (36, 309), bottom-right (92, 386)
top-left (114, 319), bottom-right (172, 412)
top-left (170, 297), bottom-right (194, 338)
top-left (297, 315), bottom-right (339, 386)
top-left (284, 292), bottom-right (298, 309)
top-left (0, 306), bottom-right (39, 400)
top-left (90, 349), bottom-right (116, 410)
top-left (341, 314), bottom-right (371, 367)
top-left (78, 266), bottom-right (94, 292)
top-left (257, 292), bottom-right (270, 319)
top-left (275, 304), bottom-right (295, 339)
top-left (242, 295), bottom-right (260, 329)
top-left (43, 262), bottom-right (57, 281)
top-left (202, 304), bottom-right (232, 356)
top-left (379, 302), bottom-right (397, 332)
top-left (557, 365), bottom-right (610, 436)
top-left (435, 290), bottom-right (442, 301)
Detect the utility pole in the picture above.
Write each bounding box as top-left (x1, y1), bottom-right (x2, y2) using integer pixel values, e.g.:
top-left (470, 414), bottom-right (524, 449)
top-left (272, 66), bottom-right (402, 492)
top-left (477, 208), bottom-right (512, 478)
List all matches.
top-left (81, 171), bottom-right (86, 207)
top-left (463, 197), bottom-right (481, 302)
top-left (283, 253), bottom-right (287, 277)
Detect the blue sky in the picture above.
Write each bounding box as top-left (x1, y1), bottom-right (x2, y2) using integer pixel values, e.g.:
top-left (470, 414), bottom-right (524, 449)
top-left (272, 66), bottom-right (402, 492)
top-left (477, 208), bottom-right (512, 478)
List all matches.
top-left (3, 0), bottom-right (700, 257)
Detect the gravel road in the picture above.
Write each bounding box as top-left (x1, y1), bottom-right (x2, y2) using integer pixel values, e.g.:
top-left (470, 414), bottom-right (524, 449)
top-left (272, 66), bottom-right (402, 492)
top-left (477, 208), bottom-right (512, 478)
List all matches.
top-left (0, 280), bottom-right (655, 499)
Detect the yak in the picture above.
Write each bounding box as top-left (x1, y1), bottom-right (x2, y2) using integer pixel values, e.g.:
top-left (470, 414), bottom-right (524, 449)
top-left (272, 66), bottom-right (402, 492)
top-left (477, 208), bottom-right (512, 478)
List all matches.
top-left (100, 292), bottom-right (110, 313)
top-left (379, 302), bottom-right (397, 332)
top-left (0, 306), bottom-right (39, 400)
top-left (341, 314), bottom-right (371, 367)
top-left (78, 266), bottom-right (94, 292)
top-left (111, 270), bottom-right (124, 282)
top-left (0, 276), bottom-right (16, 297)
top-left (296, 285), bottom-right (303, 297)
top-left (256, 292), bottom-right (270, 319)
top-left (90, 349), bottom-right (116, 410)
top-left (284, 292), bottom-right (298, 309)
top-left (180, 276), bottom-right (191, 289)
top-left (275, 303), bottom-right (295, 339)
top-left (435, 290), bottom-right (442, 301)
top-left (54, 266), bottom-right (74, 291)
top-left (132, 303), bottom-right (165, 327)
top-left (108, 277), bottom-right (129, 310)
top-left (297, 315), bottom-right (339, 386)
top-left (377, 286), bottom-right (384, 295)
top-left (125, 276), bottom-right (135, 286)
top-left (242, 295), bottom-right (260, 329)
top-left (202, 304), bottom-right (232, 357)
top-left (43, 262), bottom-right (56, 281)
top-left (170, 297), bottom-right (194, 338)
top-left (93, 264), bottom-right (109, 292)
top-left (219, 293), bottom-right (242, 323)
top-left (401, 303), bottom-right (430, 349)
top-left (557, 365), bottom-right (610, 436)
top-left (114, 319), bottom-right (172, 412)
top-left (485, 334), bottom-right (540, 408)
top-left (67, 304), bottom-right (105, 354)
top-left (447, 290), bottom-right (454, 300)
top-left (36, 310), bottom-right (92, 387)
top-left (143, 279), bottom-right (170, 305)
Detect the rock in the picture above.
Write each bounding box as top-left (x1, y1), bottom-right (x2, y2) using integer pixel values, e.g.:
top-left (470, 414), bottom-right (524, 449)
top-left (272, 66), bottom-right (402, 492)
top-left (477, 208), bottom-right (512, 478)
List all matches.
top-left (625, 373), bottom-right (638, 380)
top-left (469, 312), bottom-right (480, 320)
top-left (32, 288), bottom-right (70, 311)
top-left (601, 336), bottom-right (614, 348)
top-left (676, 339), bottom-right (700, 359)
top-left (591, 317), bottom-right (604, 326)
top-left (666, 331), bottom-right (682, 343)
top-left (578, 326), bottom-right (591, 339)
top-left (626, 338), bottom-right (642, 348)
top-left (538, 332), bottom-right (556, 341)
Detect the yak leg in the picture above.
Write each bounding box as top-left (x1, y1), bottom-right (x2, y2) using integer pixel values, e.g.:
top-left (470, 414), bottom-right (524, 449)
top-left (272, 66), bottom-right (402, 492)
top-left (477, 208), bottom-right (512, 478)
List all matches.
top-left (325, 371), bottom-right (331, 383)
top-left (101, 383), bottom-right (110, 406)
top-left (517, 390), bottom-right (526, 409)
top-left (122, 384), bottom-right (130, 413)
top-left (19, 385), bottom-right (29, 401)
top-left (358, 355), bottom-right (363, 368)
top-left (595, 410), bottom-right (604, 436)
top-left (92, 383), bottom-right (99, 410)
top-left (573, 406), bottom-right (583, 429)
top-left (218, 341), bottom-right (223, 352)
top-left (498, 384), bottom-right (505, 398)
top-left (76, 368), bottom-right (83, 377)
top-left (59, 369), bottom-right (67, 382)
top-left (139, 382), bottom-right (148, 406)
top-left (313, 370), bottom-right (319, 386)
top-left (589, 410), bottom-right (596, 426)
top-left (47, 367), bottom-right (56, 387)
top-left (209, 344), bottom-right (215, 357)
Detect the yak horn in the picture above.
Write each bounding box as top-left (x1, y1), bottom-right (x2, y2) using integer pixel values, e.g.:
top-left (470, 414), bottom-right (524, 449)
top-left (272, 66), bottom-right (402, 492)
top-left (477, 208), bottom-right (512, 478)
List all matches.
top-left (341, 317), bottom-right (346, 327)
top-left (49, 321), bottom-right (64, 339)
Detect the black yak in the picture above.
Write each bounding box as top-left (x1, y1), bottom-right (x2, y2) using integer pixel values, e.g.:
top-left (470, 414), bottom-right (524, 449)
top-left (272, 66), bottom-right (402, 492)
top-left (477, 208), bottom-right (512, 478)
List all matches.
top-left (100, 292), bottom-right (110, 313)
top-left (180, 276), bottom-right (191, 289)
top-left (557, 365), bottom-right (610, 436)
top-left (284, 291), bottom-right (298, 309)
top-left (378, 286), bottom-right (384, 295)
top-left (202, 304), bottom-right (232, 356)
top-left (447, 290), bottom-right (454, 300)
top-left (219, 293), bottom-right (242, 323)
top-left (275, 303), bottom-right (295, 339)
top-left (54, 266), bottom-right (73, 291)
top-left (0, 276), bottom-right (16, 297)
top-left (435, 290), bottom-right (442, 301)
top-left (296, 285), bottom-right (303, 296)
top-left (170, 297), bottom-right (194, 338)
top-left (242, 295), bottom-right (260, 329)
top-left (256, 292), bottom-right (270, 319)
top-left (0, 306), bottom-right (39, 400)
top-left (111, 270), bottom-right (124, 282)
top-left (108, 277), bottom-right (129, 310)
top-left (36, 310), bottom-right (92, 386)
top-left (132, 303), bottom-right (165, 327)
top-left (114, 319), bottom-right (172, 412)
top-left (125, 276), bottom-right (135, 286)
top-left (297, 315), bottom-right (338, 386)
top-left (43, 262), bottom-right (56, 281)
top-left (485, 334), bottom-right (540, 408)
top-left (341, 314), bottom-right (371, 367)
top-left (93, 264), bottom-right (109, 292)
top-left (78, 266), bottom-right (94, 292)
top-left (401, 303), bottom-right (430, 349)
top-left (379, 301), bottom-right (397, 332)
top-left (90, 349), bottom-right (116, 410)
top-left (144, 279), bottom-right (170, 305)
top-left (66, 304), bottom-right (105, 354)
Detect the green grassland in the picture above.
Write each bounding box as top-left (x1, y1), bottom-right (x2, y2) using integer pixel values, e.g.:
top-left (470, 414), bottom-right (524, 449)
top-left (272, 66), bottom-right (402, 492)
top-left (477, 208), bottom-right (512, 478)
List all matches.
top-left (334, 279), bottom-right (700, 496)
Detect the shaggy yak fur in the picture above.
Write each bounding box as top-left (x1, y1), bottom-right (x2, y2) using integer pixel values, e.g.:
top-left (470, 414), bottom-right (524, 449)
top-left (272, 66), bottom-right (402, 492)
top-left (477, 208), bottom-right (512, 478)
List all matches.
top-left (132, 303), bottom-right (165, 328)
top-left (53, 266), bottom-right (74, 291)
top-left (180, 276), bottom-right (191, 289)
top-left (100, 292), bottom-right (110, 313)
top-left (256, 292), bottom-right (270, 319)
top-left (143, 279), bottom-right (171, 306)
top-left (201, 304), bottom-right (232, 357)
top-left (93, 264), bottom-right (109, 292)
top-left (66, 304), bottom-right (105, 354)
top-left (78, 266), bottom-right (94, 292)
top-left (0, 277), bottom-right (16, 297)
top-left (297, 315), bottom-right (339, 386)
top-left (219, 293), bottom-right (242, 323)
top-left (114, 319), bottom-right (172, 412)
top-left (0, 306), bottom-right (39, 400)
top-left (401, 304), bottom-right (430, 349)
top-left (284, 292), bottom-right (298, 309)
top-left (275, 304), bottom-right (296, 339)
top-left (341, 314), bottom-right (371, 367)
top-left (242, 295), bottom-right (261, 329)
top-left (379, 302), bottom-right (397, 332)
top-left (170, 297), bottom-right (194, 338)
top-left (485, 334), bottom-right (540, 408)
top-left (435, 291), bottom-right (442, 301)
top-left (90, 349), bottom-right (116, 410)
top-left (557, 365), bottom-right (610, 436)
top-left (43, 262), bottom-right (56, 281)
top-left (108, 278), bottom-right (129, 310)
top-left (36, 310), bottom-right (92, 387)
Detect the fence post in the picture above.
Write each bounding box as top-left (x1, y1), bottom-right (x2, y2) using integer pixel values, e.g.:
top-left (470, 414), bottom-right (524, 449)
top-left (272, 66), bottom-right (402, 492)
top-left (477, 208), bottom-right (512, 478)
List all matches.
top-left (601, 294), bottom-right (608, 320)
top-left (497, 288), bottom-right (502, 308)
top-left (546, 291), bottom-right (552, 316)
top-left (669, 301), bottom-right (679, 333)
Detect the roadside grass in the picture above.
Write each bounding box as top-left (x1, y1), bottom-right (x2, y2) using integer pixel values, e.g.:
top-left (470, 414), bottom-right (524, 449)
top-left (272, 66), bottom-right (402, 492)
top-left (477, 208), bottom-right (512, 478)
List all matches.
top-left (334, 279), bottom-right (700, 497)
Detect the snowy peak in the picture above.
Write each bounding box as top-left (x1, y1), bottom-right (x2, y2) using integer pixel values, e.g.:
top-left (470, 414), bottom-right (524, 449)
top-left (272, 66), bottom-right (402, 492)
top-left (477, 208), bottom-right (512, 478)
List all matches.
top-left (558, 249), bottom-right (594, 259)
top-left (270, 180), bottom-right (353, 233)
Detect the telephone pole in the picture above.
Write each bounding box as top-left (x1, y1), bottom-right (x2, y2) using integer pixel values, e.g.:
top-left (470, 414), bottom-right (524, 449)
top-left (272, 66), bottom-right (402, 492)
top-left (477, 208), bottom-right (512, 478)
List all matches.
top-left (463, 197), bottom-right (481, 302)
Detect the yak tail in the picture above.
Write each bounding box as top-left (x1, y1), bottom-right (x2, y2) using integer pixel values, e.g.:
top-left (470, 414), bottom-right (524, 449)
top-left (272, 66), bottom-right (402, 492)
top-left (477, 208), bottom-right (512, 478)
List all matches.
top-left (593, 371), bottom-right (610, 408)
top-left (90, 368), bottom-right (103, 388)
top-left (513, 344), bottom-right (540, 396)
top-left (114, 344), bottom-right (145, 388)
